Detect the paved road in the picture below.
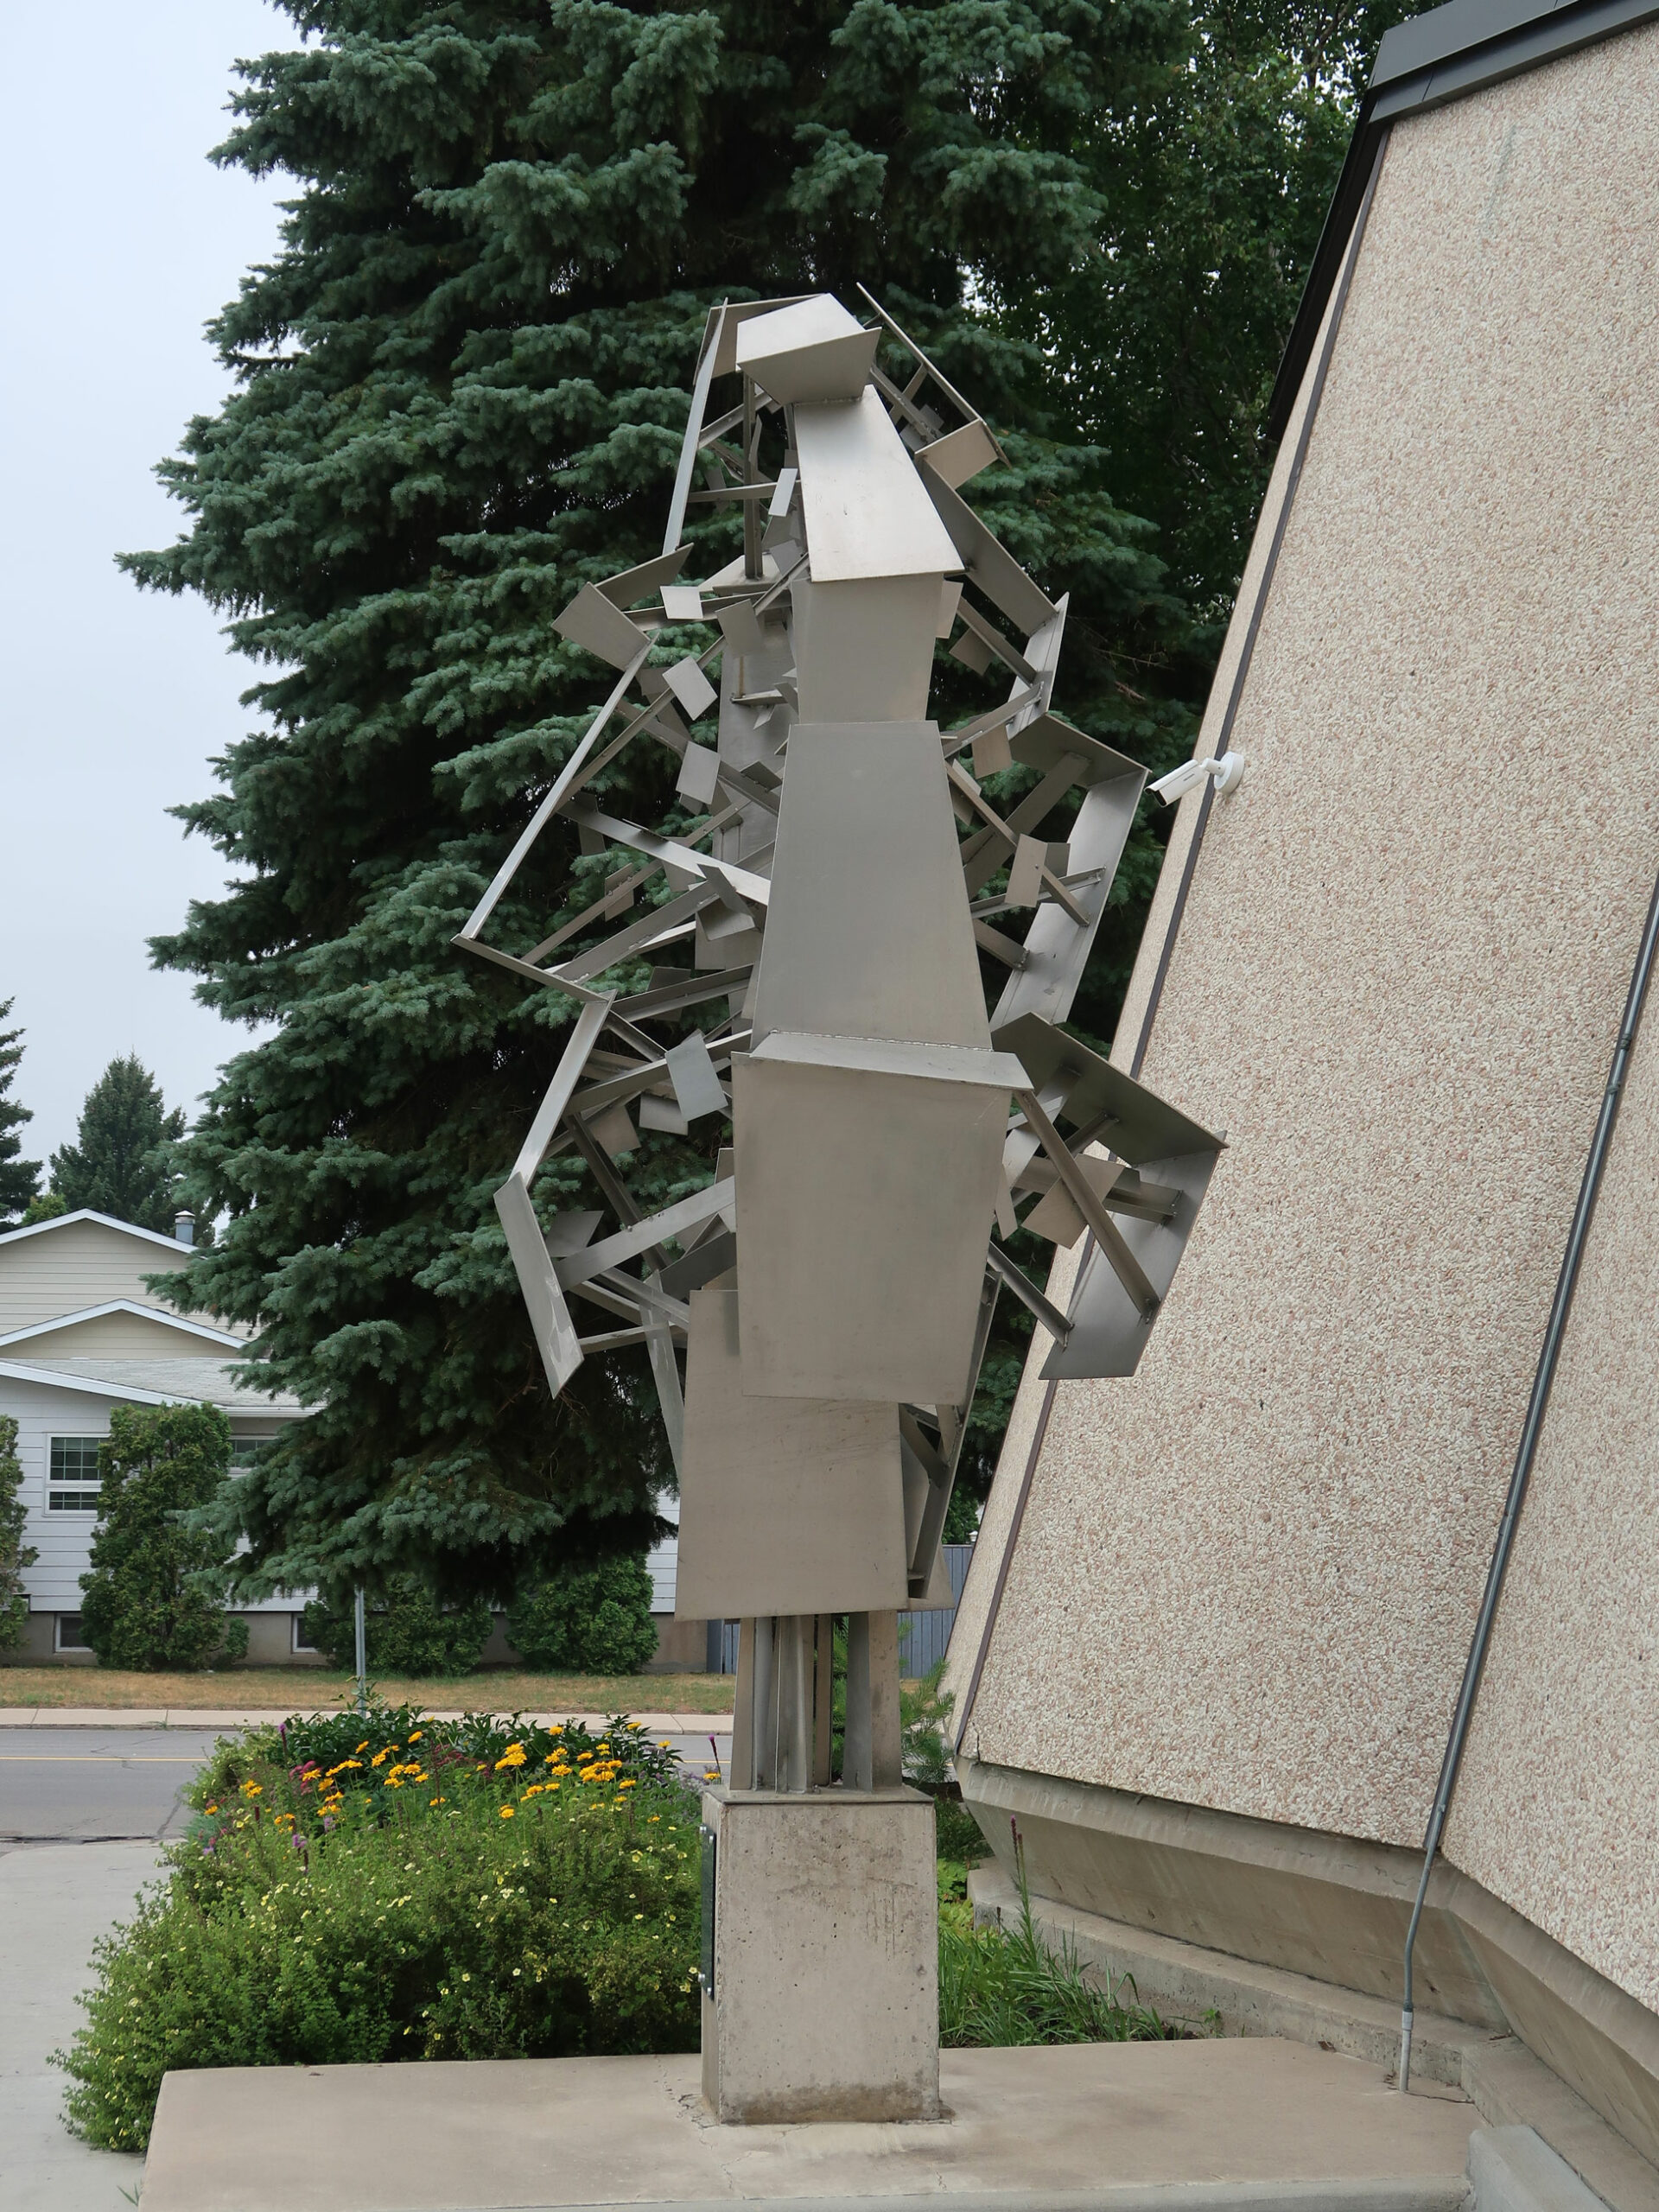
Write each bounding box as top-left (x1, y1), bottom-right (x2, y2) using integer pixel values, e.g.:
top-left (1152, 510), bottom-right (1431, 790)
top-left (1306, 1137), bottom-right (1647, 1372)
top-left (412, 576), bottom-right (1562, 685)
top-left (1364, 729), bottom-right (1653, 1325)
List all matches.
top-left (0, 1727), bottom-right (727, 1841)
top-left (0, 1839), bottom-right (157, 2211)
top-left (0, 1730), bottom-right (227, 1843)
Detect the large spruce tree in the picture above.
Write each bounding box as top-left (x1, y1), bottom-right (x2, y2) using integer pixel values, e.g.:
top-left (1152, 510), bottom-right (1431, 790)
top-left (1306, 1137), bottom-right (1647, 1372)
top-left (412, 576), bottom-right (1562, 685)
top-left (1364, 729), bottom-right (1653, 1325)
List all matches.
top-left (51, 1057), bottom-right (187, 1234)
top-left (0, 1001), bottom-right (42, 1232)
top-left (136, 0), bottom-right (1199, 1602)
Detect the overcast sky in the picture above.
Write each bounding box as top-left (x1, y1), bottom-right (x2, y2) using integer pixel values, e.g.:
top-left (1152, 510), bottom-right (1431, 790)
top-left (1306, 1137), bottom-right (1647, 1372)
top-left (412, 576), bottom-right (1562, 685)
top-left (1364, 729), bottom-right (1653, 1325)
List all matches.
top-left (1, 3), bottom-right (299, 1168)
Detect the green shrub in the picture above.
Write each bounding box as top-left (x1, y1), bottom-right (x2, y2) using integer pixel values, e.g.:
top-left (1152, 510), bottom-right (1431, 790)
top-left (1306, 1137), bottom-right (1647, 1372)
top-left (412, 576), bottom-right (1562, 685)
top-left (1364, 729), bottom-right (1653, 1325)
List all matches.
top-left (938, 1830), bottom-right (1180, 2050)
top-left (505, 1555), bottom-right (657, 1675)
top-left (301, 1577), bottom-right (493, 1677)
top-left (55, 1706), bottom-right (699, 2151)
top-left (78, 1404), bottom-right (246, 1671)
top-left (0, 1414), bottom-right (36, 1652)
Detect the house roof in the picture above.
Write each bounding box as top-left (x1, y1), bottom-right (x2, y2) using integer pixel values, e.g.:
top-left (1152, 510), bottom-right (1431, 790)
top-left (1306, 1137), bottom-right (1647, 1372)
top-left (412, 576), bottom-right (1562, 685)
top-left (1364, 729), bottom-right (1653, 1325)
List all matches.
top-left (0, 1207), bottom-right (195, 1255)
top-left (0, 1356), bottom-right (304, 1417)
top-left (1267, 0), bottom-right (1659, 436)
top-left (0, 1301), bottom-right (245, 1352)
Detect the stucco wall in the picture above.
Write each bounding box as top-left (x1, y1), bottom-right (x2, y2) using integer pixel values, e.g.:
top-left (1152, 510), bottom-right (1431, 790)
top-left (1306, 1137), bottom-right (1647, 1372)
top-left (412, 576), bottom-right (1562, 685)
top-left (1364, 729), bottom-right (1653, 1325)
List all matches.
top-left (958, 18), bottom-right (1659, 1900)
top-left (1444, 1002), bottom-right (1659, 2014)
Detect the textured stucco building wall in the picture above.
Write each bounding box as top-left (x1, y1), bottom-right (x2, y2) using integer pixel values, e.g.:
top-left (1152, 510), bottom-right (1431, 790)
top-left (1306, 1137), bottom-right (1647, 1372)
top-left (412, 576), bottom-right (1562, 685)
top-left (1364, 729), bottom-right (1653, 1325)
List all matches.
top-left (954, 9), bottom-right (1659, 1967)
top-left (1444, 996), bottom-right (1659, 2015)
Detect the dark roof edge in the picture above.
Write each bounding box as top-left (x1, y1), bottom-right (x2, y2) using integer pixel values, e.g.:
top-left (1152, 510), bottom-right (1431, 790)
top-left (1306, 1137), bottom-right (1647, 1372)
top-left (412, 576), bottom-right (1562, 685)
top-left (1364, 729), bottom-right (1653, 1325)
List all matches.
top-left (1265, 0), bottom-right (1659, 440)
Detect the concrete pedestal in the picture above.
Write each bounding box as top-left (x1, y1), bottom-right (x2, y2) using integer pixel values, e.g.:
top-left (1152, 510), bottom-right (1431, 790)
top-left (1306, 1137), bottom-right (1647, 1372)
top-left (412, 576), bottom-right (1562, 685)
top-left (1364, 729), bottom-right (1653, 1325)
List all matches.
top-left (699, 1783), bottom-right (938, 2121)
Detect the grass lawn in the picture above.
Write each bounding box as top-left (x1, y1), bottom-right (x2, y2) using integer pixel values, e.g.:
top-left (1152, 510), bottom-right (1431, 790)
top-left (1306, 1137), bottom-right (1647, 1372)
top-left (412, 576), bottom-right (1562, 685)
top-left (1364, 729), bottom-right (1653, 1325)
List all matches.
top-left (0, 1666), bottom-right (735, 1713)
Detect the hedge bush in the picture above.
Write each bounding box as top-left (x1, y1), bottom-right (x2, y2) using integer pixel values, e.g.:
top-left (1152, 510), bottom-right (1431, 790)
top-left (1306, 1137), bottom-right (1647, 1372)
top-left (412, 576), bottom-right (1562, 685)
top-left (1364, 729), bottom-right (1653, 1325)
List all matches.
top-left (55, 1706), bottom-right (698, 2151)
top-left (301, 1577), bottom-right (493, 1677)
top-left (505, 1555), bottom-right (657, 1675)
top-left (78, 1403), bottom-right (246, 1671)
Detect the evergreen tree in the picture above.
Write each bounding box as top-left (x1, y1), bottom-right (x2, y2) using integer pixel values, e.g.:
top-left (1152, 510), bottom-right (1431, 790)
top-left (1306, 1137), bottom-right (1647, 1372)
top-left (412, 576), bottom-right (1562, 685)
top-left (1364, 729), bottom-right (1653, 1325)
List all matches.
top-left (50, 1056), bottom-right (186, 1234)
top-left (0, 1001), bottom-right (42, 1231)
top-left (130, 0), bottom-right (1199, 1602)
top-left (0, 1415), bottom-right (37, 1653)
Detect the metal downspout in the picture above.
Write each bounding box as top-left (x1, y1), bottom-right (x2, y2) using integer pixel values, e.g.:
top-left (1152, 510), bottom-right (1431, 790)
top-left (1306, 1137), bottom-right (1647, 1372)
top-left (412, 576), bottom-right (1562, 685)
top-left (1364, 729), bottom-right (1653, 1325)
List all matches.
top-left (1398, 860), bottom-right (1659, 2091)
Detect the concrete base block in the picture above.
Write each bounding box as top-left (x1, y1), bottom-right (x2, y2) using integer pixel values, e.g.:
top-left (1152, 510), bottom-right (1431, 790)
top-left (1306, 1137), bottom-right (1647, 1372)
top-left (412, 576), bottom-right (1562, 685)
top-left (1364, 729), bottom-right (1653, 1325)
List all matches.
top-left (700, 1783), bottom-right (938, 2122)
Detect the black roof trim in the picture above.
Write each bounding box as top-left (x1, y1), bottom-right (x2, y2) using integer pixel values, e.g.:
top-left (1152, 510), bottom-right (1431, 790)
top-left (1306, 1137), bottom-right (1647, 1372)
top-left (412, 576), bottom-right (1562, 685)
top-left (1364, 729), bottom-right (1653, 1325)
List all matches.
top-left (1265, 0), bottom-right (1659, 440)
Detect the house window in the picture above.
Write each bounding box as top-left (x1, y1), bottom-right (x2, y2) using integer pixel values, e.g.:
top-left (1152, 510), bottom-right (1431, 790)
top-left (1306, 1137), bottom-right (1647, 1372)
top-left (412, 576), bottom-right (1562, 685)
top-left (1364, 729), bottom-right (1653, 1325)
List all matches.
top-left (56, 1615), bottom-right (91, 1652)
top-left (48, 1437), bottom-right (103, 1513)
top-left (229, 1438), bottom-right (272, 1472)
top-left (291, 1614), bottom-right (319, 1655)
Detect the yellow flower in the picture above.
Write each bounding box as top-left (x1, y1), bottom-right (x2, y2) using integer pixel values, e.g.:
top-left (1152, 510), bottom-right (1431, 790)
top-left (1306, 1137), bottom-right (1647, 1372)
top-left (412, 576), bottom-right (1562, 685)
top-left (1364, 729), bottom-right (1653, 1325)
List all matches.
top-left (203, 1802), bottom-right (219, 1815)
top-left (354, 1742), bottom-right (369, 1755)
top-left (240, 1782), bottom-right (263, 1797)
top-left (429, 1796), bottom-right (445, 1807)
top-left (407, 1732), bottom-right (423, 1744)
top-left (371, 1748), bottom-right (391, 1769)
top-left (499, 1807), bottom-right (515, 1820)
top-left (619, 1779), bottom-right (637, 1790)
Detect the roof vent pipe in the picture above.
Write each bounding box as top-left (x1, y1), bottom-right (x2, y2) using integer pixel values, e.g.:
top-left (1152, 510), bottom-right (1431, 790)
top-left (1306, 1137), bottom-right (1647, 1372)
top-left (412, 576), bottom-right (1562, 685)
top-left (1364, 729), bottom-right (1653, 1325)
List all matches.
top-left (174, 1211), bottom-right (195, 1248)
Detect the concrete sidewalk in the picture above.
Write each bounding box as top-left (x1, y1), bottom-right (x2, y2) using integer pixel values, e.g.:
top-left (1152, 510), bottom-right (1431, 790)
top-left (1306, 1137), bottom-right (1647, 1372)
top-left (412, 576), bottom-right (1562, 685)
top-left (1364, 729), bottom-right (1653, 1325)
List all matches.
top-left (141, 2037), bottom-right (1478, 2212)
top-left (0, 1840), bottom-right (158, 2212)
top-left (0, 1707), bottom-right (734, 1732)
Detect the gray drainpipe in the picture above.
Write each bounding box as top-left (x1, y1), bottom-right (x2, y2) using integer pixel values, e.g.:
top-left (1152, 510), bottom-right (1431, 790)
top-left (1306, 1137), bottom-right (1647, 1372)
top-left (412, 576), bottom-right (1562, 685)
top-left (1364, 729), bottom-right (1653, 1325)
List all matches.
top-left (1399, 861), bottom-right (1659, 2093)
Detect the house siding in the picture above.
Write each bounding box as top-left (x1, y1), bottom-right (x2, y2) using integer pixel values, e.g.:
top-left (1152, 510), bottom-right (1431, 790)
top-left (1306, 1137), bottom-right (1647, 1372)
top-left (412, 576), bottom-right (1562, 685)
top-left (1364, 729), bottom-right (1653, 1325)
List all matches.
top-left (2, 1312), bottom-right (238, 1360)
top-left (0, 1217), bottom-right (245, 1338)
top-left (0, 1373), bottom-right (292, 1615)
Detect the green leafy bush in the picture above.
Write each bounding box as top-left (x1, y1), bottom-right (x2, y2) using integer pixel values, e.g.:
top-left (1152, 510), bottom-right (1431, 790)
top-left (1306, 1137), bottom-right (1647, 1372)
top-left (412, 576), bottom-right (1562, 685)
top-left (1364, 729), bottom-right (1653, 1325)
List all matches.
top-left (301, 1578), bottom-right (493, 1677)
top-left (505, 1556), bottom-right (657, 1675)
top-left (0, 1414), bottom-right (36, 1652)
top-left (56, 1706), bottom-right (699, 2151)
top-left (78, 1404), bottom-right (246, 1671)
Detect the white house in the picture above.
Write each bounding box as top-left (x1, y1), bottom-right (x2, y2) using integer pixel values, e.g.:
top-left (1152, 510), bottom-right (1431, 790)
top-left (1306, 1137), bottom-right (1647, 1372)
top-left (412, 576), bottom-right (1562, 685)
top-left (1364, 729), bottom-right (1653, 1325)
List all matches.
top-left (0, 1208), bottom-right (310, 1665)
top-left (0, 1206), bottom-right (720, 1674)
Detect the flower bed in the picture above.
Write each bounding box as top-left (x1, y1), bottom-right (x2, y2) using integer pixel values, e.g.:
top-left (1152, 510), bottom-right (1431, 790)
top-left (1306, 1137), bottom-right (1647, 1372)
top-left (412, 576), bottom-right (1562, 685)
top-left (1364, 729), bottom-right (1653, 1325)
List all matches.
top-left (55, 1707), bottom-right (703, 2151)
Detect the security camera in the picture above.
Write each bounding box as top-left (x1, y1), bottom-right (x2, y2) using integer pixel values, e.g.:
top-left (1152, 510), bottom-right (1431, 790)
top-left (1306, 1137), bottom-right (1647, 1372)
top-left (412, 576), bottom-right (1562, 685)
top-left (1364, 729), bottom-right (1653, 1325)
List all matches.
top-left (1150, 750), bottom-right (1244, 805)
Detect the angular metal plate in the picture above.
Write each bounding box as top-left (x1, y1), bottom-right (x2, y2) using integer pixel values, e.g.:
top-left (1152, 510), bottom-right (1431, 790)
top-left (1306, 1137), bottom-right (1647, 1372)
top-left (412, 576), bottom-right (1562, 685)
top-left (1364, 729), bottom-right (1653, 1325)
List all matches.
top-left (494, 1173), bottom-right (583, 1398)
top-left (1040, 1147), bottom-right (1223, 1380)
top-left (733, 1049), bottom-right (1010, 1403)
top-left (793, 390), bottom-right (962, 582)
top-left (789, 574), bottom-right (943, 722)
top-left (994, 1014), bottom-right (1223, 1165)
top-left (754, 721), bottom-right (991, 1050)
top-left (674, 1287), bottom-right (908, 1618)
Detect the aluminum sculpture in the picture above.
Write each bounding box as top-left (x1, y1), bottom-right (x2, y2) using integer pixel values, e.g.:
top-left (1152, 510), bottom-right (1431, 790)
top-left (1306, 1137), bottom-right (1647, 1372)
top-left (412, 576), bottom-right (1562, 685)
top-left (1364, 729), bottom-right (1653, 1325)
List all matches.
top-left (455, 289), bottom-right (1224, 1796)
